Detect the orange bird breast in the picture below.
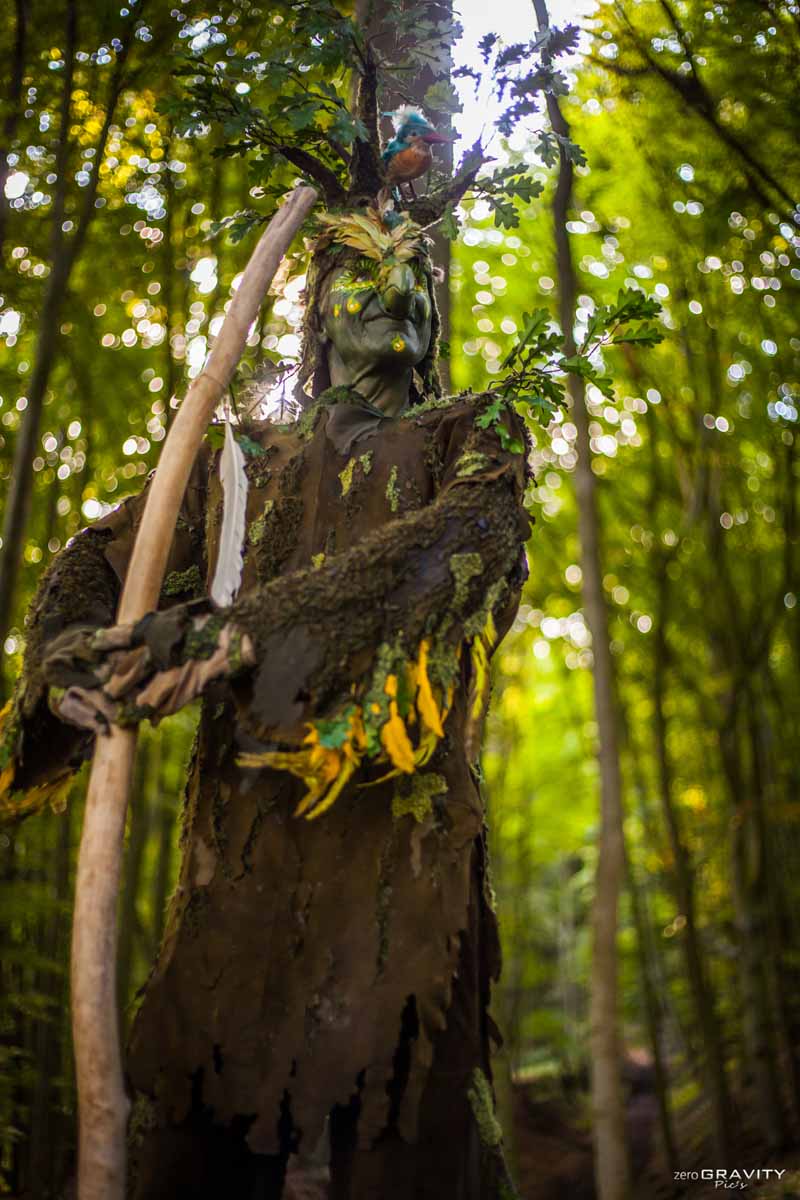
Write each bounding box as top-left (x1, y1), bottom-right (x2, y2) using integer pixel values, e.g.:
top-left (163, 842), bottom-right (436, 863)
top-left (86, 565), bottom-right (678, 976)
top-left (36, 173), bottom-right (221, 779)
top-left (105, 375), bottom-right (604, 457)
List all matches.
top-left (386, 142), bottom-right (433, 185)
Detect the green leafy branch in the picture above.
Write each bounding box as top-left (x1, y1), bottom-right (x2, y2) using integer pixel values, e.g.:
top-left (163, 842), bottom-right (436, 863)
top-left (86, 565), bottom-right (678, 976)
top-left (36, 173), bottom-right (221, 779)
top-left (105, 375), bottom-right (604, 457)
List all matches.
top-left (473, 165), bottom-right (545, 230)
top-left (477, 289), bottom-right (665, 450)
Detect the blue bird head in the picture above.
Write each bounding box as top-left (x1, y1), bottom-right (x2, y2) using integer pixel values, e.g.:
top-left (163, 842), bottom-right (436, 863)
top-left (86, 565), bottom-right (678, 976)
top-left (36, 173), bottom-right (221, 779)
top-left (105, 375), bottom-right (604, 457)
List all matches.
top-left (381, 105), bottom-right (452, 161)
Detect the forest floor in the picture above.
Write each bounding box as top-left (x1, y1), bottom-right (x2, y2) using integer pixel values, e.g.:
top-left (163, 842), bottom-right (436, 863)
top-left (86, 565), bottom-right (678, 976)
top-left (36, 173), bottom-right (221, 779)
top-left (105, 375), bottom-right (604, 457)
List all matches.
top-left (510, 1059), bottom-right (800, 1200)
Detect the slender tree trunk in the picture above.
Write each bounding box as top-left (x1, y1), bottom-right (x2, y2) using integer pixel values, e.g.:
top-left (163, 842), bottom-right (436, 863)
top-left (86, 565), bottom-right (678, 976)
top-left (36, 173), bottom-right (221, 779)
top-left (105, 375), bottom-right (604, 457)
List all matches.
top-left (26, 805), bottom-right (73, 1198)
top-left (653, 562), bottom-right (734, 1164)
top-left (117, 748), bottom-right (153, 1024)
top-left (0, 0), bottom-right (77, 657)
top-left (150, 751), bottom-right (177, 956)
top-left (557, 856), bottom-right (581, 1078)
top-left (571, 303), bottom-right (630, 1200)
top-left (751, 705), bottom-right (800, 1126)
top-left (161, 130), bottom-right (178, 428)
top-left (408, 0), bottom-right (454, 391)
top-left (0, 5), bottom-right (133, 650)
top-left (624, 839), bottom-right (680, 1179)
top-left (0, 0), bottom-right (29, 260)
top-left (720, 705), bottom-right (787, 1152)
top-left (533, 4), bottom-right (629, 1196)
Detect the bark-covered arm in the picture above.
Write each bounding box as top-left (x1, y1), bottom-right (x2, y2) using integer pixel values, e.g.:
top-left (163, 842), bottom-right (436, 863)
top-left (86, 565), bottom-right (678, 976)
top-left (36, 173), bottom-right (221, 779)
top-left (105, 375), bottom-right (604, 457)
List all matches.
top-left (0, 456), bottom-right (208, 807)
top-left (228, 405), bottom-right (531, 746)
top-left (231, 468), bottom-right (527, 741)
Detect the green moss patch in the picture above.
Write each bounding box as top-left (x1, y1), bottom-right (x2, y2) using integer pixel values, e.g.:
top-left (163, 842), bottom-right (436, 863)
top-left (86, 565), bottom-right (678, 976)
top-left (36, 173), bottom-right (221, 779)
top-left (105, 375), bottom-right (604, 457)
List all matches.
top-left (392, 772), bottom-right (447, 823)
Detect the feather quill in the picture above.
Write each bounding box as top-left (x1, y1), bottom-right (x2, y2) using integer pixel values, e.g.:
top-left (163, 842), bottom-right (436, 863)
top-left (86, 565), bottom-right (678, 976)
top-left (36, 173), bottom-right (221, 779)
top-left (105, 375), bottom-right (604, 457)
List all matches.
top-left (210, 419), bottom-right (248, 606)
top-left (387, 104), bottom-right (426, 132)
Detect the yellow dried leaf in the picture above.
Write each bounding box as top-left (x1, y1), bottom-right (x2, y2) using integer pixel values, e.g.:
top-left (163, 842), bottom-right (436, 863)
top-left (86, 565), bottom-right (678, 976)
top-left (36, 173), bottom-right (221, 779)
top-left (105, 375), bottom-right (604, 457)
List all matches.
top-left (415, 639), bottom-right (444, 737)
top-left (304, 759), bottom-right (358, 821)
top-left (380, 703), bottom-right (416, 774)
top-left (294, 774), bottom-right (334, 818)
top-left (0, 762), bottom-right (14, 798)
top-left (413, 727), bottom-right (438, 767)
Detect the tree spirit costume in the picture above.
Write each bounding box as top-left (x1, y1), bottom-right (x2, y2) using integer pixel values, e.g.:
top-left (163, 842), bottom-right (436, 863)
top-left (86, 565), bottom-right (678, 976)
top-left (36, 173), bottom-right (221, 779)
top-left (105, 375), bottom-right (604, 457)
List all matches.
top-left (1, 211), bottom-right (530, 1198)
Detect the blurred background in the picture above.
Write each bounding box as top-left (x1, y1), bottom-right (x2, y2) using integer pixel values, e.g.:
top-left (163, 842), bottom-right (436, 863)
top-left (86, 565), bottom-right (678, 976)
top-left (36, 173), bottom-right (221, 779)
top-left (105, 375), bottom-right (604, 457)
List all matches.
top-left (0, 1), bottom-right (798, 1197)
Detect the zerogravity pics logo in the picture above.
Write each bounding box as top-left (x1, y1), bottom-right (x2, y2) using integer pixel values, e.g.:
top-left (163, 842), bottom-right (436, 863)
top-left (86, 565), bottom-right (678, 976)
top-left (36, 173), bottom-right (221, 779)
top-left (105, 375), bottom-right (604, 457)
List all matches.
top-left (674, 1168), bottom-right (787, 1191)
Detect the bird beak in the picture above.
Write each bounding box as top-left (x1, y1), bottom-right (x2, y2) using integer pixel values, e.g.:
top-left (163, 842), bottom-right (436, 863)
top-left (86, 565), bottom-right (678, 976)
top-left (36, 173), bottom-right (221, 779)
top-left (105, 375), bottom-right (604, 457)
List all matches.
top-left (421, 130), bottom-right (453, 144)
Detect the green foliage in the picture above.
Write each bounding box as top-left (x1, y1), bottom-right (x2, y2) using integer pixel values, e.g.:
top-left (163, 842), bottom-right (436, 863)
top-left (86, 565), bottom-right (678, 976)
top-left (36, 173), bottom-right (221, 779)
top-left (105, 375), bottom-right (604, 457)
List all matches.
top-left (475, 290), bottom-right (663, 448)
top-left (474, 166), bottom-right (545, 230)
top-left (158, 1), bottom-right (582, 233)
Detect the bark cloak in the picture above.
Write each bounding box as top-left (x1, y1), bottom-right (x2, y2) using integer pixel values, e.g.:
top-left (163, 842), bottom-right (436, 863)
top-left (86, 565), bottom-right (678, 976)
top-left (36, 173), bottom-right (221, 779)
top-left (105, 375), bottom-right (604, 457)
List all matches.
top-left (11, 392), bottom-right (529, 1198)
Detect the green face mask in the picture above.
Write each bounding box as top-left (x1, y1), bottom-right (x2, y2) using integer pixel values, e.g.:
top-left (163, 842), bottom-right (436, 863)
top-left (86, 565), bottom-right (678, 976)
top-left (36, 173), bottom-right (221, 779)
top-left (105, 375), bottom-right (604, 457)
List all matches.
top-left (322, 256), bottom-right (433, 375)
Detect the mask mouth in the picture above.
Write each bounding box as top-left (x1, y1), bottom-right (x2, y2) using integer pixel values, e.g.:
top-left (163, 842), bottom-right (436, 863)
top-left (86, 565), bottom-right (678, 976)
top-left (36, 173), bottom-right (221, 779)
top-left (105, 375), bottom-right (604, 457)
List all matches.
top-left (365, 310), bottom-right (417, 332)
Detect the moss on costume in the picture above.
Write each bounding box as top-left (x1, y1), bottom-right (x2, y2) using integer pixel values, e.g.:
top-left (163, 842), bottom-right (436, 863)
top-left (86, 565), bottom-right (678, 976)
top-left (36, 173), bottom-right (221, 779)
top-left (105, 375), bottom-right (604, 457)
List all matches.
top-left (162, 564), bottom-right (203, 599)
top-left (386, 465), bottom-right (400, 513)
top-left (250, 453), bottom-right (306, 584)
top-left (392, 772), bottom-right (447, 823)
top-left (455, 450), bottom-right (490, 479)
top-left (449, 552), bottom-right (483, 611)
top-left (248, 501), bottom-right (274, 547)
top-left (468, 1068), bottom-right (503, 1149)
top-left (184, 614), bottom-right (226, 662)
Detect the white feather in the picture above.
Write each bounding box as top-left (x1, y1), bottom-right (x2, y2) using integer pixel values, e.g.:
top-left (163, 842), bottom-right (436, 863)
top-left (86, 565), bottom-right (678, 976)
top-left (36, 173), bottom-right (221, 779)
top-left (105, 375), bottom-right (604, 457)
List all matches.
top-left (390, 104), bottom-right (426, 132)
top-left (210, 420), bottom-right (249, 607)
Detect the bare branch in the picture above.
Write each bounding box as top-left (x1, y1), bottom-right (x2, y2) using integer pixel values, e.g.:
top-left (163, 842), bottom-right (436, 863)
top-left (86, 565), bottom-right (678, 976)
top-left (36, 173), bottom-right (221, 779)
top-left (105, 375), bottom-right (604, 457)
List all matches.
top-left (277, 146), bottom-right (347, 207)
top-left (406, 139), bottom-right (485, 227)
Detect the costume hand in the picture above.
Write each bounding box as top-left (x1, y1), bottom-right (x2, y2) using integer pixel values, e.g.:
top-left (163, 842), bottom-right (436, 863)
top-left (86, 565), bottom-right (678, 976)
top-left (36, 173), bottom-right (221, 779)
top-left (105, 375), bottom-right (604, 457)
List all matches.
top-left (43, 606), bottom-right (254, 735)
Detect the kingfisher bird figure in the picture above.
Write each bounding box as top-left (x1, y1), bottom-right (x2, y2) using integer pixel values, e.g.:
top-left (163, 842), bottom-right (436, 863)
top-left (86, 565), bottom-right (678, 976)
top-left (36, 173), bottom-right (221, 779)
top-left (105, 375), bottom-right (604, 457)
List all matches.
top-left (382, 105), bottom-right (452, 200)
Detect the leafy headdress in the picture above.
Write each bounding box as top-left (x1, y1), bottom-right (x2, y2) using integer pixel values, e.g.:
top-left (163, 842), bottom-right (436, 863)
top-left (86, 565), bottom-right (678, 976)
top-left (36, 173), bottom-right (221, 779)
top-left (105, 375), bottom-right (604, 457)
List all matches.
top-left (296, 207), bottom-right (443, 408)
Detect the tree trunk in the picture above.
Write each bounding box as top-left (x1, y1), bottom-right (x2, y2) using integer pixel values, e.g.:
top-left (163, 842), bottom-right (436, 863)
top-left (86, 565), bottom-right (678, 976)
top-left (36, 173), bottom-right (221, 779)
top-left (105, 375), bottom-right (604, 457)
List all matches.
top-left (0, 0), bottom-right (77, 658)
top-left (150, 746), bottom-right (177, 957)
top-left (0, 3), bottom-right (133, 652)
top-left (720, 706), bottom-right (787, 1152)
top-left (117, 748), bottom-right (153, 1024)
top-left (750, 704), bottom-right (800, 1126)
top-left (407, 0), bottom-right (454, 392)
top-left (534, 3), bottom-right (630, 1195)
top-left (624, 839), bottom-right (679, 1179)
top-left (0, 0), bottom-right (29, 260)
top-left (26, 804), bottom-right (73, 1199)
top-left (653, 561), bottom-right (734, 1164)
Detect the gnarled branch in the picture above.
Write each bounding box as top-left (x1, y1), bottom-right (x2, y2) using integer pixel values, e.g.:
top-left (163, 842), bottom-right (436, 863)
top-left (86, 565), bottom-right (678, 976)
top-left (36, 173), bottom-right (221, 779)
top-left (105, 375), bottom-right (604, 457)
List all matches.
top-left (277, 146), bottom-right (347, 208)
top-left (406, 139), bottom-right (485, 227)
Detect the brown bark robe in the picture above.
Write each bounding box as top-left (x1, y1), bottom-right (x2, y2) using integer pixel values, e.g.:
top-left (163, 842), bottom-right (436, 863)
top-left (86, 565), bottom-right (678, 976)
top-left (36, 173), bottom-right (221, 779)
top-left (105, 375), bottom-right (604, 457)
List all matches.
top-left (16, 392), bottom-right (528, 1198)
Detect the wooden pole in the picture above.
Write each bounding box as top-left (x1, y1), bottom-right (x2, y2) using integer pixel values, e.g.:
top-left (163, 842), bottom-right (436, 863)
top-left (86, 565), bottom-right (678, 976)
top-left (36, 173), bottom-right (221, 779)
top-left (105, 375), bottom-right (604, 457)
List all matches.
top-left (70, 185), bottom-right (317, 1200)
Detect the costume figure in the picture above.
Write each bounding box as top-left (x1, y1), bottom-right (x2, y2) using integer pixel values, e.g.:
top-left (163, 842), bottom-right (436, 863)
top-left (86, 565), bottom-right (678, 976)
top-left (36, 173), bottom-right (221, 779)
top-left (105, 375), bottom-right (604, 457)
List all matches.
top-left (1, 202), bottom-right (530, 1198)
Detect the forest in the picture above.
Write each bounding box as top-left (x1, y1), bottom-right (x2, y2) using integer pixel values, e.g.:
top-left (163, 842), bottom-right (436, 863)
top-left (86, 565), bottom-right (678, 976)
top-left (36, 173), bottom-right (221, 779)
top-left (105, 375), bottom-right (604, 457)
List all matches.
top-left (0, 0), bottom-right (798, 1198)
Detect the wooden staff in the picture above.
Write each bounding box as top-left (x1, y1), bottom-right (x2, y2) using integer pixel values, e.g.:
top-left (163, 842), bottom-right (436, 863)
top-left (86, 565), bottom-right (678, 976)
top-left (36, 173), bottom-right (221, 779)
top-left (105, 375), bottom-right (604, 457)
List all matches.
top-left (71, 185), bottom-right (317, 1200)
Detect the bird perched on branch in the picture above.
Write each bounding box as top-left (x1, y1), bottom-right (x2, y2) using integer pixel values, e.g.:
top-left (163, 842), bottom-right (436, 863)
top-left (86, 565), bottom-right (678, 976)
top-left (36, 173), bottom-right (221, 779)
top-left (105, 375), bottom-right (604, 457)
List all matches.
top-left (381, 105), bottom-right (452, 200)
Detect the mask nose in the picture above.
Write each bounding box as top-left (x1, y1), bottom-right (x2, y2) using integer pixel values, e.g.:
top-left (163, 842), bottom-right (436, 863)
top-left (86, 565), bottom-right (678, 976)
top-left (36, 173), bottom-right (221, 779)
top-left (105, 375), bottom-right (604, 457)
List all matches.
top-left (380, 264), bottom-right (416, 319)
